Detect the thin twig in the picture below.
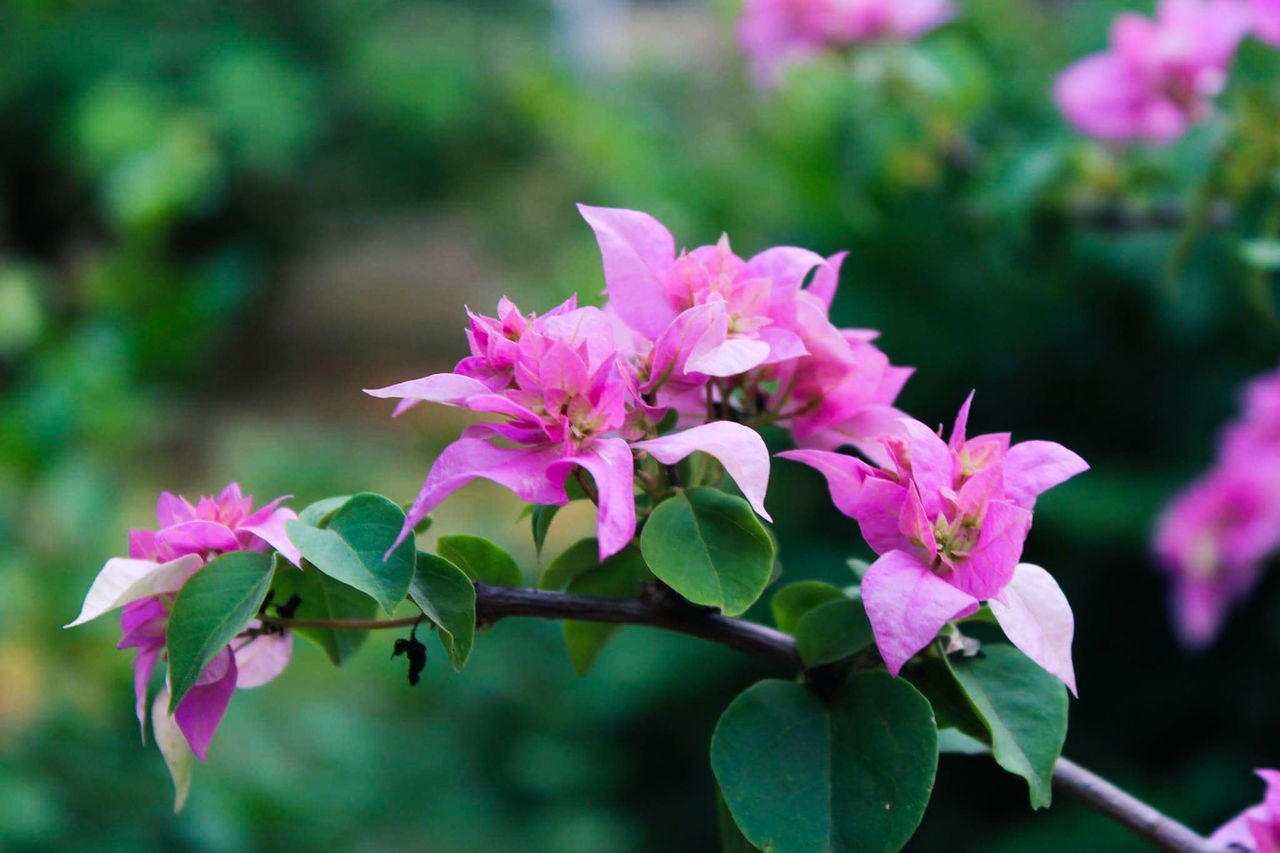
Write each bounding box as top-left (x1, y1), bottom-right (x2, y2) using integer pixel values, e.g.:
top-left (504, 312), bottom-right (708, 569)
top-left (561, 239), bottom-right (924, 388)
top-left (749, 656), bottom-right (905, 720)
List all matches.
top-left (262, 582), bottom-right (1227, 853)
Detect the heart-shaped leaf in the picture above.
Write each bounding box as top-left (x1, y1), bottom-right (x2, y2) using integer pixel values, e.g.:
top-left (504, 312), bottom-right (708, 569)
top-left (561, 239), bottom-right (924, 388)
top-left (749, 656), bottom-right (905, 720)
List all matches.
top-left (438, 535), bottom-right (521, 587)
top-left (794, 597), bottom-right (874, 668)
top-left (286, 493), bottom-right (415, 614)
top-left (640, 487), bottom-right (774, 616)
top-left (409, 553), bottom-right (477, 671)
top-left (166, 551), bottom-right (274, 710)
top-left (712, 674), bottom-right (937, 853)
top-left (270, 563), bottom-right (376, 665)
top-left (538, 537), bottom-right (600, 591)
top-left (531, 505), bottom-right (560, 558)
top-left (945, 644), bottom-right (1068, 809)
top-left (298, 495), bottom-right (351, 527)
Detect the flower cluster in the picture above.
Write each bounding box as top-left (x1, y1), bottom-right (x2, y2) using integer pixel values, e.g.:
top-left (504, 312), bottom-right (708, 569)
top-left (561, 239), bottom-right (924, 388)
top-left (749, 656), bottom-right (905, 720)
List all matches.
top-left (67, 484), bottom-right (299, 799)
top-left (1155, 366), bottom-right (1280, 647)
top-left (737, 0), bottom-right (953, 85)
top-left (1054, 0), bottom-right (1261, 144)
top-left (781, 393), bottom-right (1088, 691)
top-left (1212, 769), bottom-right (1280, 851)
top-left (366, 205), bottom-right (913, 561)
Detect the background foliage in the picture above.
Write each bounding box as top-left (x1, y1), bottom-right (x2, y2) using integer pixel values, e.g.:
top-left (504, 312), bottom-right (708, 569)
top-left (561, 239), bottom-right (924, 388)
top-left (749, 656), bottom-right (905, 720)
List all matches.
top-left (3, 0), bottom-right (1279, 849)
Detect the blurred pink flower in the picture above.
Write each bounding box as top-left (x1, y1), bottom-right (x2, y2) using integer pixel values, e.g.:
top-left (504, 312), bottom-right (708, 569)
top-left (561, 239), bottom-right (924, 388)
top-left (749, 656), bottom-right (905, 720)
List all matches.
top-left (1211, 769), bottom-right (1280, 852)
top-left (1054, 0), bottom-right (1252, 143)
top-left (738, 0), bottom-right (953, 85)
top-left (68, 484), bottom-right (299, 762)
top-left (1156, 367), bottom-right (1280, 647)
top-left (1255, 0), bottom-right (1280, 44)
top-left (780, 395), bottom-right (1087, 689)
top-left (367, 298), bottom-right (773, 561)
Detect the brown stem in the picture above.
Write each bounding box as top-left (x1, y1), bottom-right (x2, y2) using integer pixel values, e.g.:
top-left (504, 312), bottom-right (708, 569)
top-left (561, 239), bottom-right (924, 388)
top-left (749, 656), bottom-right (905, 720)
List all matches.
top-left (261, 583), bottom-right (1226, 853)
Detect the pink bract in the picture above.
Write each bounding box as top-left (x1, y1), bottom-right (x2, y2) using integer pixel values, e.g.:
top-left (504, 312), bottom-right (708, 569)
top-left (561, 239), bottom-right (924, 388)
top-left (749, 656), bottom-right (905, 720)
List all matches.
top-left (1054, 0), bottom-right (1252, 143)
top-left (1211, 769), bottom-right (1280, 853)
top-left (780, 394), bottom-right (1087, 690)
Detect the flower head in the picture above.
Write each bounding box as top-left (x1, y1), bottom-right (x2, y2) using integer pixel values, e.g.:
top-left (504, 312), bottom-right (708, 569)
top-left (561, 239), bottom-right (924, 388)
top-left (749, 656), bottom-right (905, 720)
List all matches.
top-left (1211, 770), bottom-right (1280, 853)
top-left (780, 394), bottom-right (1087, 690)
top-left (1055, 0), bottom-right (1252, 143)
top-left (738, 0), bottom-right (953, 85)
top-left (67, 484), bottom-right (299, 779)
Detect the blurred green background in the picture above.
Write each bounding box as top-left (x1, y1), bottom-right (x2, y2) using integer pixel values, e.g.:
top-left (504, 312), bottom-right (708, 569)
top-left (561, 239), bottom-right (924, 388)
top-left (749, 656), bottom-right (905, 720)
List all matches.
top-left (4, 0), bottom-right (1280, 850)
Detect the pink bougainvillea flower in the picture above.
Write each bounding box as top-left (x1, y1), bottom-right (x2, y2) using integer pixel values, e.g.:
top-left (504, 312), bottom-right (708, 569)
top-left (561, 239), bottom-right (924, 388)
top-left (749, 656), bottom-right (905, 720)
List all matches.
top-left (1211, 769), bottom-right (1280, 852)
top-left (737, 0), bottom-right (953, 85)
top-left (780, 395), bottom-right (1087, 690)
top-left (1054, 0), bottom-right (1252, 143)
top-left (68, 484), bottom-right (300, 771)
top-left (578, 204), bottom-right (817, 383)
top-left (366, 298), bottom-right (773, 561)
top-left (1155, 365), bottom-right (1280, 647)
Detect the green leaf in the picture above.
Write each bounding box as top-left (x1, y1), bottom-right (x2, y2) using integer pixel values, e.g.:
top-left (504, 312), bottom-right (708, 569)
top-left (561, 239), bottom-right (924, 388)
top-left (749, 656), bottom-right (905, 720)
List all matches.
top-left (166, 551), bottom-right (274, 711)
top-left (938, 729), bottom-right (989, 756)
top-left (945, 644), bottom-right (1068, 809)
top-left (438, 534), bottom-right (522, 587)
top-left (1241, 238), bottom-right (1280, 270)
top-left (409, 553), bottom-right (477, 671)
top-left (794, 597), bottom-right (874, 668)
top-left (531, 505), bottom-right (560, 558)
top-left (285, 493), bottom-right (416, 614)
top-left (716, 787), bottom-right (760, 853)
top-left (712, 674), bottom-right (937, 853)
top-left (771, 581), bottom-right (845, 635)
top-left (270, 564), bottom-right (376, 665)
top-left (538, 537), bottom-right (600, 591)
top-left (562, 544), bottom-right (650, 675)
top-left (298, 495), bottom-right (351, 527)
top-left (639, 487), bottom-right (774, 616)
top-left (904, 656), bottom-right (988, 740)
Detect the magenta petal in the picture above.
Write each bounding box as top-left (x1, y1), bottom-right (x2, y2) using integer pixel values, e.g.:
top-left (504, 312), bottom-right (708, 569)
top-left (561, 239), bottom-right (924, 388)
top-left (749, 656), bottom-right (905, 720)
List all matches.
top-left (854, 477), bottom-right (914, 556)
top-left (234, 630), bottom-right (293, 688)
top-left (156, 520), bottom-right (241, 556)
top-left (989, 563), bottom-right (1077, 695)
top-left (686, 336), bottom-right (771, 377)
top-left (776, 449), bottom-right (875, 518)
top-left (363, 373), bottom-right (494, 407)
top-left (756, 327), bottom-right (809, 365)
top-left (1003, 440), bottom-right (1089, 509)
top-left (899, 483), bottom-right (937, 563)
top-left (951, 500), bottom-right (1032, 599)
top-left (742, 246), bottom-right (826, 308)
top-left (634, 422), bottom-right (772, 520)
top-left (174, 647), bottom-right (238, 761)
top-left (394, 438), bottom-right (570, 553)
top-left (577, 204), bottom-right (678, 339)
top-left (156, 492), bottom-right (194, 527)
top-left (240, 507), bottom-right (302, 567)
top-left (950, 390), bottom-right (976, 449)
top-left (901, 419), bottom-right (955, 517)
top-left (805, 251), bottom-right (847, 309)
top-left (861, 551), bottom-right (980, 676)
top-left (550, 437), bottom-right (637, 560)
top-left (133, 643), bottom-right (162, 742)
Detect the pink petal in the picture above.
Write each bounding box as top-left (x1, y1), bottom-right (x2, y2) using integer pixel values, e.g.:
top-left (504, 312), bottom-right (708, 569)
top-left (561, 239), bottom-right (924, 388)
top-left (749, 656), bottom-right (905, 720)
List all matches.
top-left (646, 302), bottom-right (723, 391)
top-left (776, 449), bottom-right (876, 518)
top-left (155, 520), bottom-right (241, 556)
top-left (234, 630), bottom-right (294, 688)
top-left (156, 492), bottom-right (194, 527)
top-left (240, 507), bottom-right (302, 567)
top-left (686, 336), bottom-right (771, 377)
top-left (393, 438), bottom-right (570, 555)
top-left (854, 476), bottom-right (914, 556)
top-left (988, 563), bottom-right (1077, 695)
top-left (900, 483), bottom-right (937, 563)
top-left (1003, 440), bottom-right (1089, 509)
top-left (741, 246), bottom-right (827, 309)
top-left (633, 422), bottom-right (772, 520)
top-left (805, 251), bottom-right (847, 309)
top-left (132, 643), bottom-right (163, 743)
top-left (901, 418), bottom-right (955, 517)
top-left (951, 500), bottom-right (1032, 600)
top-left (363, 373), bottom-right (494, 408)
top-left (861, 550), bottom-right (980, 676)
top-left (578, 204), bottom-right (678, 339)
top-left (950, 390), bottom-right (975, 449)
top-left (756, 326), bottom-right (809, 365)
top-left (174, 647), bottom-right (238, 761)
top-left (549, 437), bottom-right (637, 560)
